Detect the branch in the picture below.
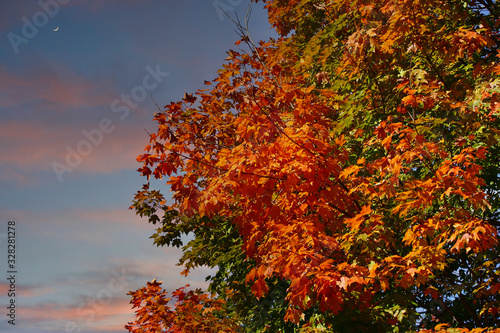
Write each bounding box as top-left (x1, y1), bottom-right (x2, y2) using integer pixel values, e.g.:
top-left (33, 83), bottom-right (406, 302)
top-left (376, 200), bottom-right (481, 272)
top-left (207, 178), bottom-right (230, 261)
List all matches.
top-left (168, 149), bottom-right (280, 181)
top-left (228, 7), bottom-right (283, 89)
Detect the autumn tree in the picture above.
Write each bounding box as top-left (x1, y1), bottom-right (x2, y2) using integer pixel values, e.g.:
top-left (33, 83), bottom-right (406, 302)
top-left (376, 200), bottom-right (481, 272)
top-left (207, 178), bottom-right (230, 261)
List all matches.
top-left (127, 0), bottom-right (500, 331)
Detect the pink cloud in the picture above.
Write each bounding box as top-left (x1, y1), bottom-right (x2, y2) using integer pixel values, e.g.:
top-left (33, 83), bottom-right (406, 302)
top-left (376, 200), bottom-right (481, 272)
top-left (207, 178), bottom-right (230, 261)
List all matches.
top-left (18, 296), bottom-right (134, 331)
top-left (0, 66), bottom-right (115, 110)
top-left (0, 117), bottom-right (152, 186)
top-left (0, 64), bottom-right (157, 186)
top-left (0, 282), bottom-right (7, 295)
top-left (19, 284), bottom-right (55, 298)
top-left (12, 260), bottom-right (213, 332)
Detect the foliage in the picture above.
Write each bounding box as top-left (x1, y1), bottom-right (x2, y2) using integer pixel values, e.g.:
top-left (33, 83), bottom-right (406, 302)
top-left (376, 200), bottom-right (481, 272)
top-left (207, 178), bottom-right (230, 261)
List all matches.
top-left (127, 0), bottom-right (500, 331)
top-left (125, 280), bottom-right (241, 332)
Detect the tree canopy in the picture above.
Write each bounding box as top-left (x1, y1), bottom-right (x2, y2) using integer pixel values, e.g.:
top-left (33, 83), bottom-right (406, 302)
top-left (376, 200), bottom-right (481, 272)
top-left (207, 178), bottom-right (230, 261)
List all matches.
top-left (126, 0), bottom-right (500, 332)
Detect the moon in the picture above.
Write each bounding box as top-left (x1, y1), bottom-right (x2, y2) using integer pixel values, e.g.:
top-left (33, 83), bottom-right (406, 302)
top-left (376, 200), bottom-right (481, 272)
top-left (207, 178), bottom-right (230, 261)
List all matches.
top-left (53, 27), bottom-right (59, 31)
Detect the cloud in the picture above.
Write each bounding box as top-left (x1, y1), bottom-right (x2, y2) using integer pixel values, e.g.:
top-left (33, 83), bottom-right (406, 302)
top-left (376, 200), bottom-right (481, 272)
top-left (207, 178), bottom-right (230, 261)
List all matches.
top-left (0, 206), bottom-right (216, 281)
top-left (17, 296), bottom-right (134, 332)
top-left (0, 206), bottom-right (215, 332)
top-left (0, 208), bottom-right (154, 248)
top-left (0, 282), bottom-right (8, 295)
top-left (0, 66), bottom-right (115, 111)
top-left (0, 281), bottom-right (54, 298)
top-left (20, 284), bottom-right (55, 298)
top-left (0, 207), bottom-right (205, 281)
top-left (0, 61), bottom-right (166, 187)
top-left (0, 117), bottom-right (150, 187)
top-left (1, 257), bottom-right (214, 332)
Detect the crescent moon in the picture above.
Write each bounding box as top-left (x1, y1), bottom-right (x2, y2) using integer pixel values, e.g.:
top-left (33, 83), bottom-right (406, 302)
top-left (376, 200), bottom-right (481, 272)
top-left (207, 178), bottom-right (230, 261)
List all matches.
top-left (53, 27), bottom-right (59, 31)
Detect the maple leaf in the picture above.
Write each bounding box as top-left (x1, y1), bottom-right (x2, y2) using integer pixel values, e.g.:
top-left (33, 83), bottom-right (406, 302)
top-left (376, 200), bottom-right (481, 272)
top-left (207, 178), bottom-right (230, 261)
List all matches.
top-left (182, 91), bottom-right (197, 103)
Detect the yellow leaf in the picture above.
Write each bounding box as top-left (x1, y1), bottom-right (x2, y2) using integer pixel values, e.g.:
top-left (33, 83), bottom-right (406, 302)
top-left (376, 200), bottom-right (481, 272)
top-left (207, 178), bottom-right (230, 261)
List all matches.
top-left (380, 279), bottom-right (389, 291)
top-left (434, 323), bottom-right (450, 330)
top-left (340, 165), bottom-right (361, 180)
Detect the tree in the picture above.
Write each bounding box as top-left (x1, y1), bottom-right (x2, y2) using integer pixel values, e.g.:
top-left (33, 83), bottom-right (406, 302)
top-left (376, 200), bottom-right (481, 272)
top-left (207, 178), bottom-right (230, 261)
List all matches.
top-left (127, 0), bottom-right (500, 331)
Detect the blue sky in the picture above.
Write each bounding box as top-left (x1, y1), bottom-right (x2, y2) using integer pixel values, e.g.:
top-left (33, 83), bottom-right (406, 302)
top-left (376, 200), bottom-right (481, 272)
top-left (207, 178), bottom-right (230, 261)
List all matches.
top-left (0, 1), bottom-right (274, 331)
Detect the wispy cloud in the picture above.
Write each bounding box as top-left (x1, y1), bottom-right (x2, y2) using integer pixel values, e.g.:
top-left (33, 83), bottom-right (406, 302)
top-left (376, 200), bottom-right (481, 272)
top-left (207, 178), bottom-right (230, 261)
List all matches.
top-left (0, 59), bottom-right (167, 187)
top-left (0, 119), bottom-right (149, 186)
top-left (0, 256), bottom-right (214, 332)
top-left (0, 281), bottom-right (54, 299)
top-left (0, 66), bottom-right (115, 110)
top-left (16, 296), bottom-right (134, 332)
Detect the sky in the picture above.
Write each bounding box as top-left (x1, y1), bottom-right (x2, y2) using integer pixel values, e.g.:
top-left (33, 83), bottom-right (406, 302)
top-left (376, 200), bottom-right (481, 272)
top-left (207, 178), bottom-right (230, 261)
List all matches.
top-left (0, 1), bottom-right (275, 332)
